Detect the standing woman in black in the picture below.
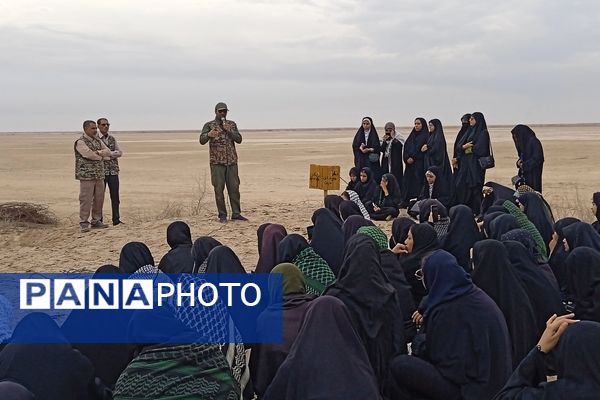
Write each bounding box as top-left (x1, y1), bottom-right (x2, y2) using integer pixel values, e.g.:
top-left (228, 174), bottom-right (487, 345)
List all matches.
top-left (452, 114), bottom-right (471, 173)
top-left (454, 112), bottom-right (491, 215)
top-left (352, 117), bottom-right (382, 182)
top-left (422, 119), bottom-right (453, 190)
top-left (402, 117), bottom-right (429, 205)
top-left (380, 121), bottom-right (404, 190)
top-left (511, 124), bottom-right (544, 192)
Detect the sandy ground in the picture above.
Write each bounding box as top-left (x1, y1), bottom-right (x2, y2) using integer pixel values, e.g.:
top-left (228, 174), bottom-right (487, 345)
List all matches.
top-left (1, 124), bottom-right (599, 272)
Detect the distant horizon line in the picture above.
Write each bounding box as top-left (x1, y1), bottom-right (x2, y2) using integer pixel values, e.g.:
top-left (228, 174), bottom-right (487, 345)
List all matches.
top-left (2, 122), bottom-right (600, 134)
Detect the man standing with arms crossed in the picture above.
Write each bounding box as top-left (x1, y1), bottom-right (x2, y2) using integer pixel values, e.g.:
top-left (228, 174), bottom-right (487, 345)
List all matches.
top-left (75, 120), bottom-right (112, 232)
top-left (200, 102), bottom-right (248, 223)
top-left (97, 117), bottom-right (124, 226)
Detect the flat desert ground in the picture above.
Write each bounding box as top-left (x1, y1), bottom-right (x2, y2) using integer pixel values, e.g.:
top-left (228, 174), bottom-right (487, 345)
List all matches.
top-left (1, 125), bottom-right (599, 272)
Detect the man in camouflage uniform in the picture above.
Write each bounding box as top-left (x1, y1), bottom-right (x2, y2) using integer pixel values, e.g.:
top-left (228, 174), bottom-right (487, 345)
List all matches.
top-left (200, 102), bottom-right (248, 223)
top-left (97, 117), bottom-right (124, 226)
top-left (75, 120), bottom-right (112, 232)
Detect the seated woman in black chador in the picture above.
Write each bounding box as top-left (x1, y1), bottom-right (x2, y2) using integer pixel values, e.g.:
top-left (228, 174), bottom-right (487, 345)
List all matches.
top-left (370, 173), bottom-right (402, 221)
top-left (418, 165), bottom-right (452, 208)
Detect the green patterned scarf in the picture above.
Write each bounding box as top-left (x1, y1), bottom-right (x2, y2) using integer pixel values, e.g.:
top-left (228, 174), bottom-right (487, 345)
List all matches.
top-left (293, 247), bottom-right (336, 295)
top-left (503, 200), bottom-right (548, 258)
top-left (357, 226), bottom-right (388, 251)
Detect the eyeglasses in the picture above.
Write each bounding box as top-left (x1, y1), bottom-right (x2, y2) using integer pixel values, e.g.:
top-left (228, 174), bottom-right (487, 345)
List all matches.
top-left (217, 109), bottom-right (228, 113)
top-left (414, 268), bottom-right (424, 281)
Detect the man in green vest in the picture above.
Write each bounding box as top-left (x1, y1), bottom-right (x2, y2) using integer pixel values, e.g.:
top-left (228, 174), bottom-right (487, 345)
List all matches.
top-left (200, 102), bottom-right (248, 223)
top-left (98, 117), bottom-right (124, 226)
top-left (75, 120), bottom-right (112, 232)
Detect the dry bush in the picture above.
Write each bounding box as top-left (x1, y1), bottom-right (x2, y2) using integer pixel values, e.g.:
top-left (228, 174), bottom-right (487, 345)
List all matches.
top-left (190, 173), bottom-right (208, 216)
top-left (0, 202), bottom-right (58, 225)
top-left (546, 186), bottom-right (593, 222)
top-left (156, 201), bottom-right (187, 220)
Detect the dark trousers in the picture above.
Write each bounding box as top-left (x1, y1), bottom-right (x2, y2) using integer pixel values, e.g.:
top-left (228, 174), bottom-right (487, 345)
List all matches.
top-left (210, 164), bottom-right (241, 218)
top-left (388, 355), bottom-right (461, 400)
top-left (104, 175), bottom-right (120, 224)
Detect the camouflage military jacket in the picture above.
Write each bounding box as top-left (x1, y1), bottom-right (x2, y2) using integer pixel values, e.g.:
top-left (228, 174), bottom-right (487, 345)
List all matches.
top-left (199, 119), bottom-right (242, 166)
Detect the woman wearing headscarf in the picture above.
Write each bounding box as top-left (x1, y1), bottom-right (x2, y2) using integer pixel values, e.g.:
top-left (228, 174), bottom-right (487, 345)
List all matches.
top-left (565, 248), bottom-right (600, 322)
top-left (345, 167), bottom-right (359, 191)
top-left (341, 215), bottom-right (374, 243)
top-left (402, 118), bottom-right (429, 206)
top-left (380, 122), bottom-right (404, 189)
top-left (494, 318), bottom-right (600, 400)
top-left (255, 224), bottom-right (287, 274)
top-left (158, 220), bottom-right (194, 273)
top-left (472, 240), bottom-right (539, 367)
top-left (451, 113), bottom-right (471, 173)
top-left (503, 240), bottom-right (565, 334)
top-left (0, 313), bottom-right (108, 400)
top-left (61, 265), bottom-right (137, 390)
top-left (341, 189), bottom-right (371, 219)
top-left (310, 208), bottom-right (344, 276)
top-left (249, 263), bottom-right (315, 398)
top-left (370, 173), bottom-right (401, 221)
top-left (338, 200), bottom-right (362, 221)
top-left (593, 192), bottom-right (600, 233)
top-left (357, 225), bottom-right (417, 341)
top-left (396, 223), bottom-right (439, 305)
top-left (503, 200), bottom-right (548, 258)
top-left (488, 214), bottom-right (519, 240)
top-left (119, 241), bottom-right (155, 274)
top-left (441, 204), bottom-right (483, 271)
top-left (482, 211), bottom-right (507, 238)
top-left (548, 218), bottom-right (580, 296)
top-left (388, 250), bottom-right (512, 400)
top-left (422, 119), bottom-right (453, 189)
top-left (454, 112), bottom-right (491, 215)
top-left (278, 234), bottom-right (335, 295)
top-left (418, 165), bottom-right (452, 208)
top-left (563, 221), bottom-right (600, 252)
top-left (352, 117), bottom-right (381, 181)
top-left (511, 124), bottom-right (544, 193)
top-left (481, 181), bottom-right (518, 215)
top-left (116, 302), bottom-right (241, 400)
top-left (262, 296), bottom-right (382, 400)
top-left (323, 194), bottom-right (343, 223)
top-left (325, 234), bottom-right (407, 390)
top-left (418, 199), bottom-right (451, 238)
top-left (389, 217), bottom-right (416, 250)
top-left (501, 229), bottom-right (559, 291)
top-left (354, 167), bottom-right (378, 208)
top-left (518, 192), bottom-right (554, 252)
top-left (192, 236), bottom-right (222, 273)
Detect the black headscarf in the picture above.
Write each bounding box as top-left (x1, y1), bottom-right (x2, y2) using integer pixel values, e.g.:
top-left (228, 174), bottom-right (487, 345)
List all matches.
top-left (417, 198), bottom-right (448, 224)
top-left (518, 192), bottom-right (554, 249)
top-left (549, 217), bottom-right (580, 294)
top-left (339, 200), bottom-right (363, 221)
top-left (256, 223), bottom-right (288, 273)
top-left (452, 113), bottom-right (471, 161)
top-left (389, 217), bottom-right (416, 249)
top-left (191, 236), bottom-right (222, 273)
top-left (503, 240), bottom-right (565, 334)
top-left (422, 250), bottom-right (512, 400)
top-left (119, 241), bottom-right (155, 274)
top-left (324, 195), bottom-right (344, 223)
top-left (455, 111), bottom-right (490, 190)
top-left (257, 223), bottom-right (271, 252)
top-left (278, 234), bottom-right (310, 263)
top-left (324, 234), bottom-right (406, 388)
top-left (402, 117), bottom-right (430, 201)
top-left (0, 313), bottom-right (100, 400)
top-left (205, 245), bottom-right (246, 274)
top-left (472, 240), bottom-right (539, 367)
top-left (310, 208), bottom-right (344, 276)
top-left (341, 215), bottom-right (374, 244)
top-left (441, 204), bottom-right (483, 271)
top-left (488, 214), bottom-right (519, 240)
top-left (482, 211), bottom-right (506, 237)
top-left (401, 223), bottom-right (439, 304)
top-left (593, 192), bottom-right (600, 233)
top-left (0, 382), bottom-right (35, 400)
top-left (511, 124), bottom-right (544, 192)
top-left (425, 118), bottom-right (453, 185)
top-left (420, 165), bottom-right (452, 207)
top-left (352, 116), bottom-right (381, 172)
top-left (346, 167), bottom-right (359, 191)
top-left (375, 173), bottom-right (402, 206)
top-left (262, 296), bottom-right (381, 400)
top-left (158, 221), bottom-right (194, 273)
top-left (563, 221), bottom-right (600, 252)
top-left (355, 167), bottom-right (378, 203)
top-left (565, 247), bottom-right (600, 322)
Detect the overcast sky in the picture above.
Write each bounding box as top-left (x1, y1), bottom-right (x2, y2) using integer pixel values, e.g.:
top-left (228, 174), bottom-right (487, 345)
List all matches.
top-left (1, 0), bottom-right (599, 131)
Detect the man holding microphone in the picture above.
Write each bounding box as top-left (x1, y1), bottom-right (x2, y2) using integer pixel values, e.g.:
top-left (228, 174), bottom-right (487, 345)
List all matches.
top-left (199, 102), bottom-right (247, 223)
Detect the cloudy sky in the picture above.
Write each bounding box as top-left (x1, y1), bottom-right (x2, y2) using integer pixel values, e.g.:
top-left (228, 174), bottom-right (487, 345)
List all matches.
top-left (1, 0), bottom-right (599, 131)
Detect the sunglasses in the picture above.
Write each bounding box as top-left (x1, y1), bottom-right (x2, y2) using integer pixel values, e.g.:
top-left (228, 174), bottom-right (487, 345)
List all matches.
top-left (217, 109), bottom-right (228, 113)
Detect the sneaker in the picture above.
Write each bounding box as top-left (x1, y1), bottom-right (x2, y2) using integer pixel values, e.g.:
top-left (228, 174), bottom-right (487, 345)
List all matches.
top-left (80, 223), bottom-right (91, 233)
top-left (231, 215), bottom-right (249, 221)
top-left (91, 221), bottom-right (109, 229)
top-left (218, 215), bottom-right (228, 223)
